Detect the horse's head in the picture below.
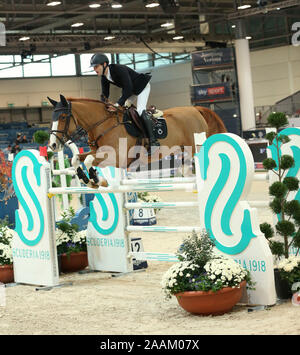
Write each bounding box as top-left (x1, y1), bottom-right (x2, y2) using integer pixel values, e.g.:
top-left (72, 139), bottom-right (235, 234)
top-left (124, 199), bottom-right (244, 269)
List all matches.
top-left (48, 94), bottom-right (78, 152)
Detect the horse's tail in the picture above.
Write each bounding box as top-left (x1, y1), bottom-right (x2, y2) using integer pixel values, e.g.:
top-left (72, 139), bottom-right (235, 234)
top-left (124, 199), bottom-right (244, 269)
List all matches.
top-left (194, 106), bottom-right (227, 137)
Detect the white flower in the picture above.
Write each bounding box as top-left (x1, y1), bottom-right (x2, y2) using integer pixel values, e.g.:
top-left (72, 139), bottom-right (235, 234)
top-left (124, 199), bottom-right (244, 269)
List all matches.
top-left (277, 255), bottom-right (300, 272)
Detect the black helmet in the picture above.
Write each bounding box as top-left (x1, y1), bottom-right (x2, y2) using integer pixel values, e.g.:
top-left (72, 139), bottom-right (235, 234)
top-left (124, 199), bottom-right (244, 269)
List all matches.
top-left (90, 53), bottom-right (109, 67)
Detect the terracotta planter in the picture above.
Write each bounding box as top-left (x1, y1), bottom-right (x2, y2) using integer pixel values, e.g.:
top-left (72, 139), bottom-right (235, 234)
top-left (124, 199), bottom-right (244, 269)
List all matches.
top-left (274, 268), bottom-right (292, 300)
top-left (0, 264), bottom-right (14, 284)
top-left (60, 251), bottom-right (88, 273)
top-left (175, 280), bottom-right (246, 316)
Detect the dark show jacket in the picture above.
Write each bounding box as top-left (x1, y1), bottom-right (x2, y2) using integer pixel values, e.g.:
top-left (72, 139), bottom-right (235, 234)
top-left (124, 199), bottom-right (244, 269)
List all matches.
top-left (101, 64), bottom-right (151, 106)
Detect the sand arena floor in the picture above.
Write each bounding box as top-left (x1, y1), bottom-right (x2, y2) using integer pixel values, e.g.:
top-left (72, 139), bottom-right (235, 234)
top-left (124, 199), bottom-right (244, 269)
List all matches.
top-left (0, 176), bottom-right (299, 335)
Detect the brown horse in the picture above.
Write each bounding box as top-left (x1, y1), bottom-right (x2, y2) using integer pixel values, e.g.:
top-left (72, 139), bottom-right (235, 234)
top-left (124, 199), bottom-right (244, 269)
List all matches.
top-left (48, 95), bottom-right (226, 186)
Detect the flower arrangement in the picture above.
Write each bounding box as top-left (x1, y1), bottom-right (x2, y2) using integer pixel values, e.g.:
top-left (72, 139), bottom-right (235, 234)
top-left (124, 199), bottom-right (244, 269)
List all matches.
top-left (0, 218), bottom-right (14, 265)
top-left (277, 255), bottom-right (300, 290)
top-left (137, 192), bottom-right (162, 213)
top-left (56, 208), bottom-right (87, 256)
top-left (161, 230), bottom-right (253, 299)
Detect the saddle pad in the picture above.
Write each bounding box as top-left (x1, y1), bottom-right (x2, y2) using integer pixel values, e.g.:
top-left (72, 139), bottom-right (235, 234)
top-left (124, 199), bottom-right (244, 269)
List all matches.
top-left (123, 110), bottom-right (167, 140)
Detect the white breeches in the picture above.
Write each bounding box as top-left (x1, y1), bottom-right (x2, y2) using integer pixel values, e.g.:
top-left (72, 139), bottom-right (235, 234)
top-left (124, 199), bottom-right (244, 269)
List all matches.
top-left (127, 83), bottom-right (150, 116)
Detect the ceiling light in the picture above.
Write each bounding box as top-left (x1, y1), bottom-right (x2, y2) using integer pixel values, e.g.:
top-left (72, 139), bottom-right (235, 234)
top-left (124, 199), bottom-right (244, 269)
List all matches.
top-left (237, 4), bottom-right (251, 9)
top-left (246, 36), bottom-right (252, 39)
top-left (173, 35), bottom-right (184, 40)
top-left (161, 22), bottom-right (173, 28)
top-left (71, 22), bottom-right (84, 27)
top-left (111, 1), bottom-right (122, 8)
top-left (46, 1), bottom-right (62, 6)
top-left (145, 1), bottom-right (160, 8)
top-left (104, 36), bottom-right (115, 40)
top-left (89, 3), bottom-right (101, 8)
top-left (19, 36), bottom-right (30, 41)
top-left (231, 24), bottom-right (236, 28)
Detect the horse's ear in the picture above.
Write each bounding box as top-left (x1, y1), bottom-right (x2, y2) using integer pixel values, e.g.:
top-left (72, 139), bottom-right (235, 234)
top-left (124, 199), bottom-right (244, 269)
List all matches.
top-left (60, 94), bottom-right (68, 107)
top-left (47, 97), bottom-right (57, 107)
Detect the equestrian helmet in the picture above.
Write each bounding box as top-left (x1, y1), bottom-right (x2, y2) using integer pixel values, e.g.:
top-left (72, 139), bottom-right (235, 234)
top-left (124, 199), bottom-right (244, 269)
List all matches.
top-left (90, 53), bottom-right (109, 67)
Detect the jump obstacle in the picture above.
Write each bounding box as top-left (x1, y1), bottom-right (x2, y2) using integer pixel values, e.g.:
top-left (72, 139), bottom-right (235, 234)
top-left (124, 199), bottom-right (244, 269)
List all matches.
top-left (11, 128), bottom-right (300, 305)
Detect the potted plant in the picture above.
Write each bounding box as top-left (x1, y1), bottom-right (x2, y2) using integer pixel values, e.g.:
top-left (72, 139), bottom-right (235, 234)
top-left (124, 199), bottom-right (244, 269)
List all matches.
top-left (33, 130), bottom-right (54, 161)
top-left (0, 218), bottom-right (14, 283)
top-left (259, 112), bottom-right (300, 299)
top-left (161, 230), bottom-right (254, 315)
top-left (56, 207), bottom-right (88, 273)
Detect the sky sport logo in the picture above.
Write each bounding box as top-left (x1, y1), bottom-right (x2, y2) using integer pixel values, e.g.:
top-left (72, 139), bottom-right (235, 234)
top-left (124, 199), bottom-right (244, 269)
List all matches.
top-left (0, 22), bottom-right (6, 46)
top-left (292, 22), bottom-right (300, 46)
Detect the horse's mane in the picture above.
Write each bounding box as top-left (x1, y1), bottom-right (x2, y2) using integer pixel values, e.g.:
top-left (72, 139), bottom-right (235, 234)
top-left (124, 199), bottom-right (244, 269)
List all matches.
top-left (67, 97), bottom-right (103, 104)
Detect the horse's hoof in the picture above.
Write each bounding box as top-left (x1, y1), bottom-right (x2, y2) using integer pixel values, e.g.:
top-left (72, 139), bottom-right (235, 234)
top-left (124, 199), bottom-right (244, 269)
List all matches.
top-left (76, 167), bottom-right (89, 184)
top-left (89, 167), bottom-right (99, 184)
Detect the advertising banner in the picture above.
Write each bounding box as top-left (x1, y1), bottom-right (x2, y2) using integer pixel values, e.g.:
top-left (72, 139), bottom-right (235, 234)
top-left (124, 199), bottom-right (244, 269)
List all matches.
top-left (191, 82), bottom-right (232, 103)
top-left (192, 48), bottom-right (234, 68)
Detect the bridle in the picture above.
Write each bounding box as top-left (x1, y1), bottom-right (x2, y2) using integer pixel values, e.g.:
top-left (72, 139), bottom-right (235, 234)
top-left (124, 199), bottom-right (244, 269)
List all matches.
top-left (50, 100), bottom-right (125, 149)
top-left (50, 101), bottom-right (85, 147)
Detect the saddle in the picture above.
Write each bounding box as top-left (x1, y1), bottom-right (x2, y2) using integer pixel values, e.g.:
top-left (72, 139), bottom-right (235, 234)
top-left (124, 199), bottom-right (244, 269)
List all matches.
top-left (123, 105), bottom-right (168, 140)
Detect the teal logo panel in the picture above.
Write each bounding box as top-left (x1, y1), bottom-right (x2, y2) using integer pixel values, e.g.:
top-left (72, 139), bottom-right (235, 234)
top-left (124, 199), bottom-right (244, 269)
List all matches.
top-left (196, 134), bottom-right (256, 255)
top-left (12, 151), bottom-right (45, 247)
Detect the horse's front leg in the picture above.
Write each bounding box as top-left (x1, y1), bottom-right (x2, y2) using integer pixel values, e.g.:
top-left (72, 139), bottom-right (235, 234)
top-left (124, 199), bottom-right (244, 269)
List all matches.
top-left (84, 154), bottom-right (108, 188)
top-left (71, 151), bottom-right (95, 185)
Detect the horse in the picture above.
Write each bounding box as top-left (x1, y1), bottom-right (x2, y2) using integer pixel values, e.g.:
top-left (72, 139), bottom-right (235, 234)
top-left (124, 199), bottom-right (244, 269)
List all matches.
top-left (48, 94), bottom-right (227, 187)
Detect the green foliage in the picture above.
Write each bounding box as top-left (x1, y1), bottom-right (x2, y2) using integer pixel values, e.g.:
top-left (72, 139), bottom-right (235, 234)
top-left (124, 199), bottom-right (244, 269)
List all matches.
top-left (276, 220), bottom-right (295, 237)
top-left (283, 176), bottom-right (299, 191)
top-left (269, 181), bottom-right (287, 198)
top-left (263, 158), bottom-right (277, 171)
top-left (265, 131), bottom-right (277, 145)
top-left (260, 222), bottom-right (274, 239)
top-left (285, 200), bottom-right (300, 217)
top-left (0, 217), bottom-right (13, 265)
top-left (177, 230), bottom-right (215, 268)
top-left (269, 198), bottom-right (282, 214)
top-left (33, 130), bottom-right (50, 144)
top-left (280, 155), bottom-right (294, 170)
top-left (56, 207), bottom-right (86, 256)
top-left (293, 230), bottom-right (300, 249)
top-left (267, 112), bottom-right (288, 129)
top-left (47, 151), bottom-right (54, 161)
top-left (269, 241), bottom-right (285, 258)
top-left (262, 112), bottom-right (300, 259)
top-left (278, 134), bottom-right (290, 144)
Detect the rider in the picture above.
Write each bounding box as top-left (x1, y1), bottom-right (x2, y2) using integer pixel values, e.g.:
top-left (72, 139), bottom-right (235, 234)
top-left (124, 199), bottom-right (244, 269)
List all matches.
top-left (90, 53), bottom-right (160, 152)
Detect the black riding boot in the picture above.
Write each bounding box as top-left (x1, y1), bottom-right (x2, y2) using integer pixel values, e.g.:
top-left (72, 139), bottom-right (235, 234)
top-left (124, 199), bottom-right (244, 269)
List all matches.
top-left (141, 110), bottom-right (160, 154)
